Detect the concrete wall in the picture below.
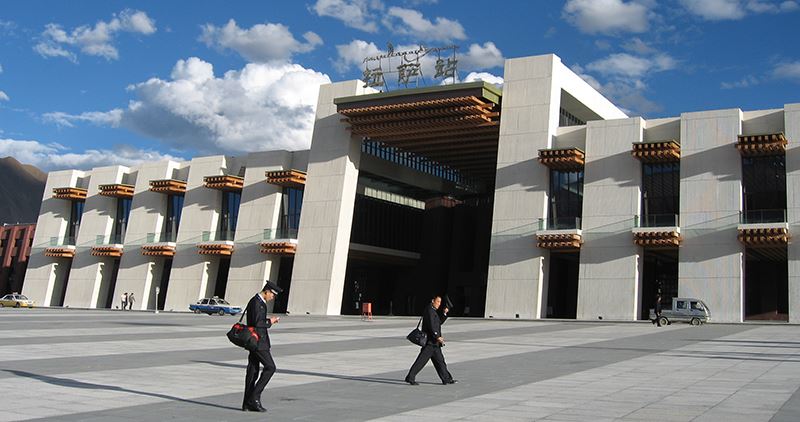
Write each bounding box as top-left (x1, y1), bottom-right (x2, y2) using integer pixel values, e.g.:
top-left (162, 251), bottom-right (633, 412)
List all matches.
top-left (63, 165), bottom-right (130, 308)
top-left (225, 151), bottom-right (293, 307)
top-left (114, 160), bottom-right (185, 310)
top-left (288, 80), bottom-right (372, 315)
top-left (786, 104), bottom-right (800, 323)
top-left (22, 170), bottom-right (86, 306)
top-left (577, 117), bottom-right (643, 320)
top-left (679, 109), bottom-right (744, 323)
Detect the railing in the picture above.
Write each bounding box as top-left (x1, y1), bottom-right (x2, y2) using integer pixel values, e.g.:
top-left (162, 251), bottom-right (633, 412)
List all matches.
top-left (740, 209), bottom-right (787, 224)
top-left (47, 236), bottom-right (76, 247)
top-left (263, 227), bottom-right (298, 241)
top-left (361, 140), bottom-right (477, 188)
top-left (94, 234), bottom-right (125, 245)
top-left (200, 230), bottom-right (236, 242)
top-left (146, 232), bottom-right (178, 243)
top-left (539, 217), bottom-right (582, 231)
top-left (635, 214), bottom-right (679, 228)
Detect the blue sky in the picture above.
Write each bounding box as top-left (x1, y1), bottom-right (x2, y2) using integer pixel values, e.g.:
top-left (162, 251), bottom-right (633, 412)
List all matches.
top-left (0, 0), bottom-right (799, 170)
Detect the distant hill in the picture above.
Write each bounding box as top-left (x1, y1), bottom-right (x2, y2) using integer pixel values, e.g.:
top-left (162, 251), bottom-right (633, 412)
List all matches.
top-left (0, 157), bottom-right (46, 224)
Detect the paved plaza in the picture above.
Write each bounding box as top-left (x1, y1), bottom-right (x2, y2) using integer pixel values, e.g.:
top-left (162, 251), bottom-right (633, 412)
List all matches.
top-left (1, 309), bottom-right (800, 421)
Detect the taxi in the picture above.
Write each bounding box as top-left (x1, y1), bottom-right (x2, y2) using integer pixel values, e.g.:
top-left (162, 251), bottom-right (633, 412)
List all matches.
top-left (0, 293), bottom-right (35, 308)
top-left (189, 296), bottom-right (241, 316)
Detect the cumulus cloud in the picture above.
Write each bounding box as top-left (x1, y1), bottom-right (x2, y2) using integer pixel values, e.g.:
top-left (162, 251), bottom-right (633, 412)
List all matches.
top-left (586, 52), bottom-right (676, 78)
top-left (0, 138), bottom-right (183, 171)
top-left (0, 91), bottom-right (8, 101)
top-left (720, 75), bottom-right (760, 89)
top-left (200, 19), bottom-right (322, 63)
top-left (33, 9), bottom-right (156, 61)
top-left (462, 72), bottom-right (503, 86)
top-left (773, 61), bottom-right (800, 82)
top-left (311, 0), bottom-right (381, 32)
top-left (44, 57), bottom-right (331, 154)
top-left (679, 0), bottom-right (799, 20)
top-left (334, 39), bottom-right (504, 84)
top-left (382, 7), bottom-right (466, 42)
top-left (563, 0), bottom-right (651, 35)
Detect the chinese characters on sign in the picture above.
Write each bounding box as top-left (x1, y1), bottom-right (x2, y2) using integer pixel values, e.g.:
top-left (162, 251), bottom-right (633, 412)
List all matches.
top-left (362, 43), bottom-right (458, 91)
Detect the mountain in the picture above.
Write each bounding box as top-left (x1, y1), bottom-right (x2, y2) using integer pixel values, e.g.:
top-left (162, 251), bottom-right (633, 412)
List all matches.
top-left (0, 157), bottom-right (47, 224)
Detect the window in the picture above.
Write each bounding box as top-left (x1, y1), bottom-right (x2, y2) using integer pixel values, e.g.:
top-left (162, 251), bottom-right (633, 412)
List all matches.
top-left (641, 162), bottom-right (679, 225)
top-left (548, 170), bottom-right (583, 229)
top-left (676, 300), bottom-right (686, 310)
top-left (742, 155), bottom-right (786, 223)
top-left (691, 301), bottom-right (704, 311)
top-left (218, 191), bottom-right (241, 240)
top-left (66, 200), bottom-right (84, 244)
top-left (200, 299), bottom-right (209, 305)
top-left (112, 198), bottom-right (132, 243)
top-left (164, 194), bottom-right (184, 241)
top-left (278, 187), bottom-right (303, 237)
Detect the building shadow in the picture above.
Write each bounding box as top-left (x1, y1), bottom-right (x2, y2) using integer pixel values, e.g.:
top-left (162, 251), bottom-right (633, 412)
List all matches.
top-left (2, 369), bottom-right (240, 411)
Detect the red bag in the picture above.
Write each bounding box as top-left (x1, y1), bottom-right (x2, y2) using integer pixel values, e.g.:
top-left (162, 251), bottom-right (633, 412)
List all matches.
top-left (227, 311), bottom-right (259, 351)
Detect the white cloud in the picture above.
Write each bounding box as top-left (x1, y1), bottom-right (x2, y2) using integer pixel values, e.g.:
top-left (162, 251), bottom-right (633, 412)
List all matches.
top-left (34, 9), bottom-right (156, 61)
top-left (200, 19), bottom-right (322, 63)
top-left (622, 37), bottom-right (656, 55)
top-left (563, 0), bottom-right (650, 35)
top-left (0, 91), bottom-right (8, 101)
top-left (586, 52), bottom-right (676, 78)
top-left (44, 57), bottom-right (331, 154)
top-left (382, 7), bottom-right (466, 42)
top-left (311, 0), bottom-right (380, 32)
top-left (462, 72), bottom-right (503, 86)
top-left (720, 75), bottom-right (760, 89)
top-left (680, 0), bottom-right (799, 20)
top-left (459, 42), bottom-right (505, 71)
top-left (0, 138), bottom-right (183, 171)
top-left (774, 61), bottom-right (800, 82)
top-left (334, 39), bottom-right (381, 73)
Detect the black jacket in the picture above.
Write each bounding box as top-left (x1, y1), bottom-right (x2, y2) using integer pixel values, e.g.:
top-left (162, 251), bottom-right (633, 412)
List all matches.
top-left (246, 294), bottom-right (273, 351)
top-left (422, 305), bottom-right (448, 345)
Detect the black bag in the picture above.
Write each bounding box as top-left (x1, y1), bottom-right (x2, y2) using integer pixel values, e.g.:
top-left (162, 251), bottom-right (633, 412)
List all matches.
top-left (406, 317), bottom-right (427, 347)
top-left (227, 310), bottom-right (259, 352)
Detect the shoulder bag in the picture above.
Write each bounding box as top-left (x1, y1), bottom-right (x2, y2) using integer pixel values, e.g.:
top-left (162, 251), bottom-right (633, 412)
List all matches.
top-left (406, 316), bottom-right (427, 347)
top-left (227, 309), bottom-right (260, 351)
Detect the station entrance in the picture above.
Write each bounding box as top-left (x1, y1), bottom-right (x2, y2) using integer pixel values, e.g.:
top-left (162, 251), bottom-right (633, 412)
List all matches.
top-left (639, 248), bottom-right (679, 320)
top-left (744, 246), bottom-right (788, 321)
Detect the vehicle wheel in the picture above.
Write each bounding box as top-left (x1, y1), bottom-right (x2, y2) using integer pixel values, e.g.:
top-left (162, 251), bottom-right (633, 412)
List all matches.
top-left (218, 309), bottom-right (225, 316)
top-left (690, 318), bottom-right (701, 326)
top-left (14, 303), bottom-right (20, 308)
top-left (658, 317), bottom-right (668, 327)
top-left (193, 309), bottom-right (201, 314)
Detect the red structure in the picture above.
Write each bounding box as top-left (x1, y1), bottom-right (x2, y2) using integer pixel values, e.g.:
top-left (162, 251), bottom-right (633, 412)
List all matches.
top-left (0, 223), bottom-right (35, 295)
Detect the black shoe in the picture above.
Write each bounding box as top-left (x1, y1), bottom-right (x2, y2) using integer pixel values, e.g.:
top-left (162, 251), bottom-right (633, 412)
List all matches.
top-left (404, 376), bottom-right (419, 386)
top-left (242, 402), bottom-right (258, 412)
top-left (253, 400), bottom-right (267, 412)
top-left (443, 379), bottom-right (458, 385)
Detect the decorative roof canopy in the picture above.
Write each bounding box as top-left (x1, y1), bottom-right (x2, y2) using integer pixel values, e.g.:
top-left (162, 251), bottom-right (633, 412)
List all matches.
top-left (537, 233), bottom-right (582, 250)
top-left (259, 241), bottom-right (296, 255)
top-left (91, 245), bottom-right (123, 257)
top-left (632, 140), bottom-right (680, 163)
top-left (197, 242), bottom-right (234, 256)
top-left (52, 187), bottom-right (88, 201)
top-left (336, 82), bottom-right (501, 182)
top-left (99, 184), bottom-right (135, 199)
top-left (44, 247), bottom-right (75, 258)
top-left (265, 169), bottom-right (306, 189)
top-left (736, 133), bottom-right (787, 157)
top-left (149, 179), bottom-right (187, 195)
top-left (633, 230), bottom-right (681, 247)
top-left (538, 148), bottom-right (585, 170)
top-left (142, 244), bottom-right (176, 257)
top-left (204, 175), bottom-right (244, 191)
top-left (738, 227), bottom-right (789, 246)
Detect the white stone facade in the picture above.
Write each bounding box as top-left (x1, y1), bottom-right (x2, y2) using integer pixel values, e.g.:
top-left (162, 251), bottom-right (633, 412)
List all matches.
top-left (21, 53), bottom-right (800, 323)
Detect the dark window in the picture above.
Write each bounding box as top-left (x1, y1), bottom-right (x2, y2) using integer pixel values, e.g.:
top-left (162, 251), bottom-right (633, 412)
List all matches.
top-left (350, 194), bottom-right (422, 252)
top-left (278, 188), bottom-right (303, 237)
top-left (164, 194), bottom-right (184, 242)
top-left (742, 155), bottom-right (786, 223)
top-left (66, 201), bottom-right (84, 244)
top-left (112, 198), bottom-right (132, 243)
top-left (218, 191), bottom-right (241, 240)
top-left (548, 170), bottom-right (583, 229)
top-left (641, 162), bottom-right (680, 226)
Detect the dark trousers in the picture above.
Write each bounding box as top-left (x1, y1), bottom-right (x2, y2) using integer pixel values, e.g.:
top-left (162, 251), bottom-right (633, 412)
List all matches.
top-left (406, 343), bottom-right (452, 383)
top-left (244, 349), bottom-right (276, 404)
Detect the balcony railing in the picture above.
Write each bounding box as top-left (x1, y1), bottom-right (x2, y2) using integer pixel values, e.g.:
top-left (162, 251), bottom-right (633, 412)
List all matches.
top-left (539, 217), bottom-right (582, 231)
top-left (740, 209), bottom-right (787, 224)
top-left (264, 227), bottom-right (298, 240)
top-left (146, 232), bottom-right (178, 243)
top-left (635, 214), bottom-right (679, 228)
top-left (201, 230), bottom-right (236, 242)
top-left (48, 236), bottom-right (76, 247)
top-left (94, 234), bottom-right (125, 245)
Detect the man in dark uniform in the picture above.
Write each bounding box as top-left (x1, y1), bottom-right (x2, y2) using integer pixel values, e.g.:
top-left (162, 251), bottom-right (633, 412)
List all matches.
top-left (405, 295), bottom-right (457, 385)
top-left (242, 281), bottom-right (282, 412)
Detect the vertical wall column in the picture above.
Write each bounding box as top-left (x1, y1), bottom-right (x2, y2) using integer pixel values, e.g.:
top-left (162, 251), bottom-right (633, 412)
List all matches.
top-left (785, 104), bottom-right (800, 323)
top-left (163, 156), bottom-right (227, 311)
top-left (577, 118), bottom-right (643, 320)
top-left (226, 151), bottom-right (292, 307)
top-left (63, 166), bottom-right (129, 308)
top-left (288, 80), bottom-right (371, 315)
top-left (486, 55), bottom-right (560, 319)
top-left (114, 160), bottom-right (183, 310)
top-left (23, 170), bottom-right (85, 306)
top-left (679, 109), bottom-right (744, 323)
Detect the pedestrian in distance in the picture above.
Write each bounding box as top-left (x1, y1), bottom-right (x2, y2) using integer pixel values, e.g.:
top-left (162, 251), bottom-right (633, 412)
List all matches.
top-left (121, 292), bottom-right (127, 311)
top-left (405, 295), bottom-right (457, 386)
top-left (242, 280), bottom-right (283, 412)
top-left (653, 290), bottom-right (663, 327)
top-left (128, 293), bottom-right (135, 310)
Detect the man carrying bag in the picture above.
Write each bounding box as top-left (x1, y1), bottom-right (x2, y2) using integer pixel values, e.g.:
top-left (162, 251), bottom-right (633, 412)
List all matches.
top-left (405, 295), bottom-right (457, 386)
top-left (240, 281), bottom-right (282, 412)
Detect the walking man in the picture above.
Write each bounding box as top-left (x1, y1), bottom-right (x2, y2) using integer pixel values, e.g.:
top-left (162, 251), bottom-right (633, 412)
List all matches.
top-left (128, 293), bottom-right (135, 310)
top-left (405, 295), bottom-right (457, 386)
top-left (653, 290), bottom-right (663, 327)
top-left (120, 292), bottom-right (127, 311)
top-left (242, 281), bottom-right (282, 412)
